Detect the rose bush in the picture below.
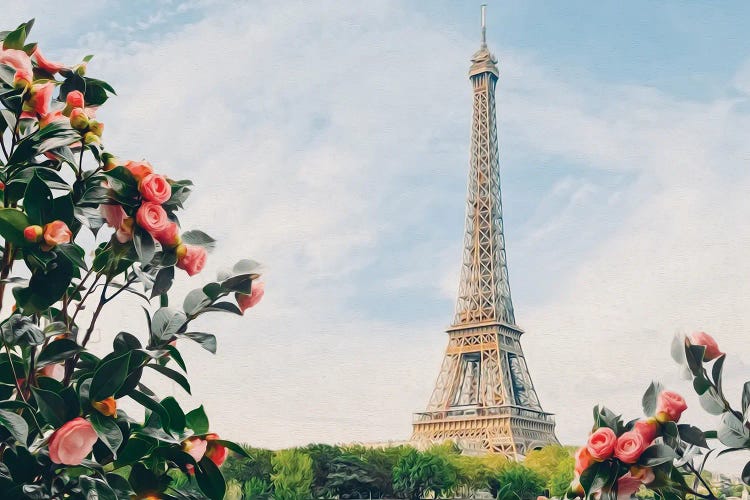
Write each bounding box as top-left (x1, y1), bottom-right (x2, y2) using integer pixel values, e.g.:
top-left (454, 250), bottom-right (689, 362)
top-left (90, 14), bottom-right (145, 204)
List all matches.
top-left (568, 330), bottom-right (750, 499)
top-left (0, 20), bottom-right (264, 498)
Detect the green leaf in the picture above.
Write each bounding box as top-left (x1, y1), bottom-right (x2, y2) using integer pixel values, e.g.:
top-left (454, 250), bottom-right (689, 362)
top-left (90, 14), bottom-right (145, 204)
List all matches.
top-left (79, 476), bottom-right (117, 500)
top-left (113, 331), bottom-right (141, 352)
top-left (54, 243), bottom-right (87, 270)
top-left (133, 226), bottom-right (155, 264)
top-left (89, 352), bottom-right (131, 401)
top-left (699, 387), bottom-right (725, 415)
top-left (151, 307), bottom-right (186, 341)
top-left (145, 364), bottom-right (191, 394)
top-left (0, 208), bottom-right (31, 245)
top-left (0, 314), bottom-right (44, 346)
top-left (0, 408), bottom-right (28, 446)
top-left (685, 344), bottom-right (706, 376)
top-left (2, 22), bottom-right (28, 50)
top-left (743, 381), bottom-right (750, 414)
top-left (677, 424), bottom-right (709, 448)
top-left (693, 374), bottom-right (711, 395)
top-left (743, 461), bottom-right (750, 486)
top-left (128, 390), bottom-right (170, 431)
top-left (181, 332), bottom-right (217, 354)
top-left (213, 439), bottom-right (251, 458)
top-left (165, 344), bottom-right (186, 372)
top-left (36, 338), bottom-right (82, 367)
top-left (183, 288), bottom-right (211, 315)
top-left (186, 405), bottom-right (209, 435)
top-left (14, 255), bottom-right (75, 313)
top-left (637, 444), bottom-right (677, 467)
top-left (150, 266), bottom-right (174, 298)
top-left (220, 274), bottom-right (252, 294)
top-left (196, 456), bottom-right (226, 500)
top-left (114, 435), bottom-right (154, 466)
top-left (181, 230), bottom-right (216, 251)
top-left (712, 354), bottom-right (726, 391)
top-left (161, 396), bottom-right (186, 432)
top-left (203, 301), bottom-right (243, 315)
top-left (717, 411), bottom-right (750, 448)
top-left (30, 386), bottom-right (66, 428)
top-left (643, 381), bottom-right (664, 417)
top-left (90, 412), bottom-right (123, 457)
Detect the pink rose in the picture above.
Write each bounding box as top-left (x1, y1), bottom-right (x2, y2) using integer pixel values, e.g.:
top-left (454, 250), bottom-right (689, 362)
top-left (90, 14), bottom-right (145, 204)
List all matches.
top-left (124, 160), bottom-right (154, 182)
top-left (633, 419), bottom-right (658, 444)
top-left (23, 82), bottom-right (54, 117)
top-left (586, 427), bottom-right (617, 461)
top-left (205, 433), bottom-right (229, 467)
top-left (43, 221), bottom-right (72, 248)
top-left (139, 173), bottom-right (171, 204)
top-left (101, 203), bottom-right (127, 229)
top-left (183, 437), bottom-right (207, 463)
top-left (136, 202), bottom-right (171, 237)
top-left (32, 47), bottom-right (65, 74)
top-left (0, 48), bottom-right (33, 87)
top-left (236, 281), bottom-right (265, 313)
top-left (66, 90), bottom-right (85, 108)
top-left (39, 363), bottom-right (65, 382)
top-left (655, 391), bottom-right (687, 423)
top-left (154, 222), bottom-right (180, 247)
top-left (689, 331), bottom-right (723, 361)
top-left (574, 446), bottom-right (593, 476)
top-left (177, 245), bottom-right (207, 276)
top-left (614, 430), bottom-right (647, 463)
top-left (616, 473), bottom-right (643, 498)
top-left (48, 417), bottom-right (98, 465)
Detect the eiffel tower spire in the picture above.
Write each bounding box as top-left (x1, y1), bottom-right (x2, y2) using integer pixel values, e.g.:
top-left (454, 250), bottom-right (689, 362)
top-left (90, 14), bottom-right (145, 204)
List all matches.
top-left (412, 6), bottom-right (558, 456)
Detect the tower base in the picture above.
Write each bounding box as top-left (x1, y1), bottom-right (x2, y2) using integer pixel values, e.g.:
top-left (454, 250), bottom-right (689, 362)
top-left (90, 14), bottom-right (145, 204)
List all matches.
top-left (411, 406), bottom-right (559, 457)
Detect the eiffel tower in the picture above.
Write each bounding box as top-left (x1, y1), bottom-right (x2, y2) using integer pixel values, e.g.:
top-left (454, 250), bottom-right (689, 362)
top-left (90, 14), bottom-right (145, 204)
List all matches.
top-left (411, 6), bottom-right (558, 457)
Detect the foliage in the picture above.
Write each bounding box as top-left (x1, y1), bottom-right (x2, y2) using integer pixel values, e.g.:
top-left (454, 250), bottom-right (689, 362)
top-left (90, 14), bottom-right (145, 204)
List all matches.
top-left (271, 449), bottom-right (314, 500)
top-left (303, 443), bottom-right (345, 497)
top-left (0, 19), bottom-right (264, 499)
top-left (569, 332), bottom-right (750, 499)
top-left (243, 477), bottom-right (273, 499)
top-left (392, 448), bottom-right (458, 500)
top-left (524, 445), bottom-right (573, 482)
top-left (488, 462), bottom-right (545, 500)
top-left (547, 456), bottom-right (575, 497)
top-left (223, 445), bottom-right (274, 485)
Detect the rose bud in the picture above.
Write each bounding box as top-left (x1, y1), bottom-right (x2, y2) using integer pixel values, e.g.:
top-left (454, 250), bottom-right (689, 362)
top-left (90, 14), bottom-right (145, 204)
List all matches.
top-left (574, 446), bottom-right (592, 476)
top-left (633, 418), bottom-right (658, 444)
top-left (92, 396), bottom-right (117, 417)
top-left (205, 433), bottom-right (229, 467)
top-left (177, 245), bottom-right (207, 276)
top-left (124, 160), bottom-right (153, 182)
top-left (116, 217), bottom-right (134, 243)
top-left (183, 437), bottom-right (207, 467)
top-left (655, 391), bottom-right (688, 423)
top-left (69, 108), bottom-right (89, 130)
top-left (23, 82), bottom-right (54, 117)
top-left (83, 131), bottom-right (100, 145)
top-left (48, 417), bottom-right (98, 465)
top-left (24, 225), bottom-right (44, 243)
top-left (154, 222), bottom-right (181, 248)
top-left (586, 427), bottom-right (617, 461)
top-left (0, 48), bottom-right (33, 88)
top-left (689, 331), bottom-right (723, 361)
top-left (101, 152), bottom-right (118, 171)
top-left (236, 281), bottom-right (265, 313)
top-left (88, 119), bottom-right (104, 137)
top-left (66, 90), bottom-right (85, 109)
top-left (139, 173), bottom-right (172, 204)
top-left (42, 221), bottom-right (72, 250)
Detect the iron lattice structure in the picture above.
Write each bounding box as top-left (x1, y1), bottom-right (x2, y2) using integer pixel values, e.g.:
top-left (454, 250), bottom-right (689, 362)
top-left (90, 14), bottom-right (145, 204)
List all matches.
top-left (412, 7), bottom-right (558, 457)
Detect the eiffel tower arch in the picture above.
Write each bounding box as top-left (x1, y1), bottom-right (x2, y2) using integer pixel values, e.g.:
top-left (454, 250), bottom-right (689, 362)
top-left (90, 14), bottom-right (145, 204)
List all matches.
top-left (411, 6), bottom-right (559, 457)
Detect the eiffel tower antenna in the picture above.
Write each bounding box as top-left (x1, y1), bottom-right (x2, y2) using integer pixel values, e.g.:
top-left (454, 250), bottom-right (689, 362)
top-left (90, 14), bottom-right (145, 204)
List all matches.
top-left (411, 5), bottom-right (559, 456)
top-left (481, 4), bottom-right (487, 47)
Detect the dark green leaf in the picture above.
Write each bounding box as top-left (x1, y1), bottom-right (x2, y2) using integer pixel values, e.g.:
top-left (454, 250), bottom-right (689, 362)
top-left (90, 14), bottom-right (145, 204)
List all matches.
top-left (742, 461), bottom-right (750, 486)
top-left (165, 344), bottom-right (186, 372)
top-left (161, 396), bottom-right (186, 432)
top-left (677, 424), bottom-right (709, 448)
top-left (213, 439), bottom-right (251, 458)
top-left (0, 408), bottom-right (28, 446)
top-left (79, 476), bottom-right (117, 500)
top-left (637, 444), bottom-right (676, 467)
top-left (220, 274), bottom-right (252, 294)
top-left (742, 381), bottom-right (750, 414)
top-left (2, 22), bottom-right (28, 50)
top-left (133, 226), bottom-right (155, 264)
top-left (90, 352), bottom-right (131, 401)
top-left (0, 208), bottom-right (31, 246)
top-left (114, 436), bottom-right (154, 466)
top-left (145, 364), bottom-right (190, 394)
top-left (113, 331), bottom-right (141, 352)
top-left (151, 266), bottom-right (174, 298)
top-left (196, 456), bottom-right (226, 500)
top-left (30, 387), bottom-right (66, 428)
top-left (185, 405), bottom-right (209, 435)
top-left (36, 338), bottom-right (82, 367)
top-left (90, 412), bottom-right (123, 457)
top-left (181, 332), bottom-right (216, 354)
top-left (128, 390), bottom-right (170, 431)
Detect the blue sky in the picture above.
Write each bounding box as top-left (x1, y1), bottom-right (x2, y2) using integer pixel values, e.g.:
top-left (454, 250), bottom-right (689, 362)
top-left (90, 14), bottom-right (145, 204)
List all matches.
top-left (6, 1), bottom-right (750, 470)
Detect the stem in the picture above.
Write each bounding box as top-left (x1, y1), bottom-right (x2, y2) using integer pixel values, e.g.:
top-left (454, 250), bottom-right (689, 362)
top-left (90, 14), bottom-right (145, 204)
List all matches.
top-left (0, 242), bottom-right (15, 313)
top-left (0, 133), bottom-right (8, 161)
top-left (684, 458), bottom-right (718, 499)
